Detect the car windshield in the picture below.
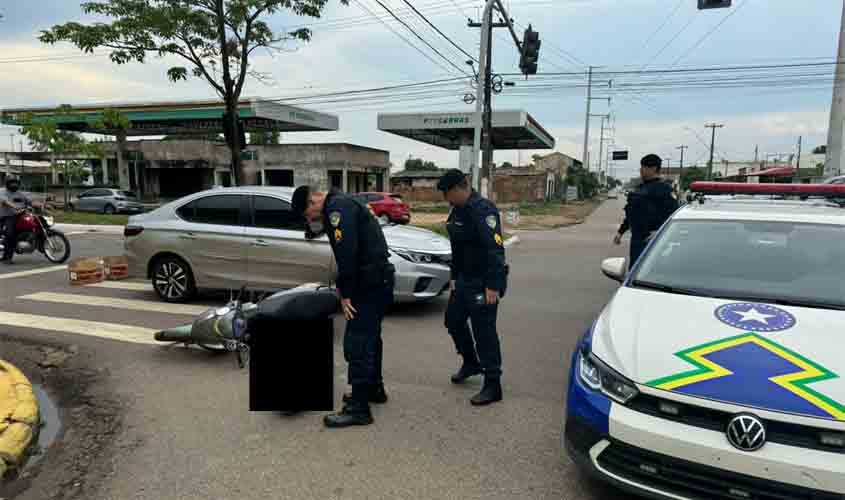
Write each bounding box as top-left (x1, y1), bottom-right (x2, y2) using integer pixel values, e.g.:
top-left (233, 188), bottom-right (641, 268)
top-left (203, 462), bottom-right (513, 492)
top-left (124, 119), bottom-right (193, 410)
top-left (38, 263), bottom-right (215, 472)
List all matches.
top-left (630, 219), bottom-right (845, 309)
top-left (390, 195), bottom-right (403, 202)
top-left (120, 191), bottom-right (137, 199)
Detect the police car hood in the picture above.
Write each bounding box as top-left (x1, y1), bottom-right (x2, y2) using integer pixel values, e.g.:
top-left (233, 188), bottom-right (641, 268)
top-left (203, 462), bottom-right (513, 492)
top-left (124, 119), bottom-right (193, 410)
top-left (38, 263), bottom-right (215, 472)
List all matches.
top-left (382, 224), bottom-right (451, 254)
top-left (591, 287), bottom-right (845, 421)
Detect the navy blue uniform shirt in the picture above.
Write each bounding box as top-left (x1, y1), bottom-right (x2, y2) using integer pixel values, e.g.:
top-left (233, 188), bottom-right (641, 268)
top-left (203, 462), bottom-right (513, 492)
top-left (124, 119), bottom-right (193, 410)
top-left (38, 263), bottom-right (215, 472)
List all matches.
top-left (446, 190), bottom-right (507, 292)
top-left (618, 178), bottom-right (679, 237)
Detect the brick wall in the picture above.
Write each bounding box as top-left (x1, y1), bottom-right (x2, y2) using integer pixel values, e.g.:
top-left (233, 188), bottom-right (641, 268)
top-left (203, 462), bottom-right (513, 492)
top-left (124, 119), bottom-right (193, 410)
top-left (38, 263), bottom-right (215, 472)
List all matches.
top-left (391, 177), bottom-right (442, 202)
top-left (493, 173), bottom-right (547, 203)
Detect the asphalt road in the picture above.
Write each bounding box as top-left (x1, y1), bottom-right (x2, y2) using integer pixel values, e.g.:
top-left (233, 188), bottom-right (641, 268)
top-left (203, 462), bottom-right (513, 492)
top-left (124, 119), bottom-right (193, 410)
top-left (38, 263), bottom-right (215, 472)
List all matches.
top-left (0, 199), bottom-right (631, 500)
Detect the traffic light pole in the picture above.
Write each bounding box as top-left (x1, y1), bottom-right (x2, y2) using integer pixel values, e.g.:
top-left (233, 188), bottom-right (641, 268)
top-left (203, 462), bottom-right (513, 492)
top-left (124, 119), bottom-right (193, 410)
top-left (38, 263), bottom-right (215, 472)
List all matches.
top-left (825, 0), bottom-right (845, 178)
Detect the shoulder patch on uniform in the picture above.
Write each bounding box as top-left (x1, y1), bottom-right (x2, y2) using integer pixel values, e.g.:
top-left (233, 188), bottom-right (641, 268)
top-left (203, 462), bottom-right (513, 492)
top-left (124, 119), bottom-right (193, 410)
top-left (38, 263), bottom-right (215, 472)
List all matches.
top-left (330, 211), bottom-right (341, 227)
top-left (334, 228), bottom-right (343, 241)
top-left (486, 215), bottom-right (497, 229)
top-left (495, 233), bottom-right (503, 246)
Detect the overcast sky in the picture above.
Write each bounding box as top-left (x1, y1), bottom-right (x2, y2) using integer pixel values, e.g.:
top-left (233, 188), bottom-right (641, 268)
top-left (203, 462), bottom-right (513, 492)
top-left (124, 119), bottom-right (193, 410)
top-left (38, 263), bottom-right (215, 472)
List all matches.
top-left (0, 0), bottom-right (841, 181)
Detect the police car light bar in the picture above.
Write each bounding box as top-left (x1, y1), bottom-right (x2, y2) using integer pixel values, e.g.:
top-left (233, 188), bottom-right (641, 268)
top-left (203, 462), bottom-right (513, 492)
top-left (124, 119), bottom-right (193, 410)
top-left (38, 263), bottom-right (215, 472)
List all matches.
top-left (689, 182), bottom-right (845, 197)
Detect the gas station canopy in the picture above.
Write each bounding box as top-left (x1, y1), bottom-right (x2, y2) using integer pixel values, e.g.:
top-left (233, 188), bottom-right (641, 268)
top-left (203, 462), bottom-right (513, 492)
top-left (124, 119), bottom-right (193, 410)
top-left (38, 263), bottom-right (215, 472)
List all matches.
top-left (377, 110), bottom-right (555, 150)
top-left (0, 98), bottom-right (339, 136)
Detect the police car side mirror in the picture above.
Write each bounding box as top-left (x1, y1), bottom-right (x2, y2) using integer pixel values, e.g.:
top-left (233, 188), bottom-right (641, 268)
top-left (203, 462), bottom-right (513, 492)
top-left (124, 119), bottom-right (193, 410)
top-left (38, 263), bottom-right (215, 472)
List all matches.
top-left (601, 257), bottom-right (626, 283)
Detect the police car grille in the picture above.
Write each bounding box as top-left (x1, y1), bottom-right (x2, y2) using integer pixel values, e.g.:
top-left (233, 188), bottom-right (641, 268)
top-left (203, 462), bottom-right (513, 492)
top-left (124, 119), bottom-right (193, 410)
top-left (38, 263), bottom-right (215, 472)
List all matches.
top-left (598, 441), bottom-right (842, 500)
top-left (628, 393), bottom-right (845, 454)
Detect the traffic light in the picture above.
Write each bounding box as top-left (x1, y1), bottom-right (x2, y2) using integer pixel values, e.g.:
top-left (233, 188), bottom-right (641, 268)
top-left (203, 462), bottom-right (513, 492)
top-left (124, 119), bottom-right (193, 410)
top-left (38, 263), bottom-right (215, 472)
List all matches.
top-left (698, 0), bottom-right (731, 9)
top-left (519, 25), bottom-right (541, 76)
top-left (222, 111), bottom-right (247, 150)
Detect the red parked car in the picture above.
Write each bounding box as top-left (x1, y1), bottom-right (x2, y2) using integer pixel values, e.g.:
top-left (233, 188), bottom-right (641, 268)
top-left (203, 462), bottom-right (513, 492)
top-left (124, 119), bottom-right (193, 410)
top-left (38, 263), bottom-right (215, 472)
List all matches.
top-left (353, 192), bottom-right (411, 224)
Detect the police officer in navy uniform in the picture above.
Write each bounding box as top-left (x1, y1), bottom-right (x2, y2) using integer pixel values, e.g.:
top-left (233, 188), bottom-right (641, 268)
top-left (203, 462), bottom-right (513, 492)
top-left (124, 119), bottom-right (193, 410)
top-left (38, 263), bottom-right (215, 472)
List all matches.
top-left (291, 185), bottom-right (395, 428)
top-left (614, 154), bottom-right (679, 267)
top-left (438, 170), bottom-right (507, 406)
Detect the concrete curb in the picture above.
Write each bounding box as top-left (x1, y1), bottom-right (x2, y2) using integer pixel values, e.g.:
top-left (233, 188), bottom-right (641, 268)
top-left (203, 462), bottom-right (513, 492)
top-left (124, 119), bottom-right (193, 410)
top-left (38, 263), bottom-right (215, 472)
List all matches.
top-left (504, 235), bottom-right (520, 247)
top-left (0, 360), bottom-right (40, 477)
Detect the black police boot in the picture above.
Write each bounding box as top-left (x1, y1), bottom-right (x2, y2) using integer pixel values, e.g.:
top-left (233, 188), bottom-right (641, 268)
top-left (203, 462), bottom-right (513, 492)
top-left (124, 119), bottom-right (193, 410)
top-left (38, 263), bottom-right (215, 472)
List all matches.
top-left (342, 383), bottom-right (388, 404)
top-left (470, 377), bottom-right (503, 406)
top-left (323, 400), bottom-right (374, 428)
top-left (451, 358), bottom-right (483, 384)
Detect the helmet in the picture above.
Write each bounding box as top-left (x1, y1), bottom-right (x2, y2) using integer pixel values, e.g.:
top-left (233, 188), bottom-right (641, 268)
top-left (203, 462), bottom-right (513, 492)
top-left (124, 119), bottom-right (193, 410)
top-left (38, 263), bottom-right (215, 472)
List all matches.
top-left (4, 175), bottom-right (20, 190)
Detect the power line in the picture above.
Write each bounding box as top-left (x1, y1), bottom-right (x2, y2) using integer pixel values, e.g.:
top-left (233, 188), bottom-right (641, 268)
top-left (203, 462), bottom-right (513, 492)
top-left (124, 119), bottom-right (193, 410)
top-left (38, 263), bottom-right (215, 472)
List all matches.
top-left (398, 0), bottom-right (478, 62)
top-left (627, 0), bottom-right (685, 65)
top-left (350, 0), bottom-right (460, 75)
top-left (670, 0), bottom-right (750, 68)
top-left (370, 0), bottom-right (471, 75)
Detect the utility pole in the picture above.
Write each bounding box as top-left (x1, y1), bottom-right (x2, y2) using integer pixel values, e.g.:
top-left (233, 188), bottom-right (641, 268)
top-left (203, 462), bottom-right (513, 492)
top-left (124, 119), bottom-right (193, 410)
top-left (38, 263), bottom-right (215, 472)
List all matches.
top-left (794, 135), bottom-right (802, 183)
top-left (677, 145), bottom-right (687, 191)
top-left (582, 67), bottom-right (611, 172)
top-left (469, 0), bottom-right (525, 196)
top-left (825, 0), bottom-right (845, 178)
top-left (705, 123), bottom-right (723, 180)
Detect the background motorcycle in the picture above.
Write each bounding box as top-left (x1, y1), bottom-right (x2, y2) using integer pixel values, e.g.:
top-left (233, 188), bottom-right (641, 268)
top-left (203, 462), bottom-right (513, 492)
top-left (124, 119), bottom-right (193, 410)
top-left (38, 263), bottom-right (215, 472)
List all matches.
top-left (0, 207), bottom-right (71, 264)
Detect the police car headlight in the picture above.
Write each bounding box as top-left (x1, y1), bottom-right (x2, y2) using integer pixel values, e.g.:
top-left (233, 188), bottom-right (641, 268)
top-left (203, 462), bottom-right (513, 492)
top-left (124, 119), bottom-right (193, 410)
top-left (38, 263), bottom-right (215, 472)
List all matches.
top-left (393, 249), bottom-right (433, 264)
top-left (579, 352), bottom-right (639, 404)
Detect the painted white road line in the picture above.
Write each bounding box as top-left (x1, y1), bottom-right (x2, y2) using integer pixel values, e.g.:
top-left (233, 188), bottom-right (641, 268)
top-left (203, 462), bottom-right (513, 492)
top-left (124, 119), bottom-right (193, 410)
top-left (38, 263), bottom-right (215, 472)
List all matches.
top-left (17, 292), bottom-right (210, 316)
top-left (87, 281), bottom-right (152, 292)
top-left (0, 265), bottom-right (67, 280)
top-left (0, 311), bottom-right (158, 345)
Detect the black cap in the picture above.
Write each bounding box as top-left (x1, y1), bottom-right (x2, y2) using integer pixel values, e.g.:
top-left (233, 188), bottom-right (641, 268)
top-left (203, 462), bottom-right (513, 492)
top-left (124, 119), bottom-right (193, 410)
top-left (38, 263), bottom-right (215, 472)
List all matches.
top-left (437, 169), bottom-right (467, 192)
top-left (291, 185), bottom-right (310, 215)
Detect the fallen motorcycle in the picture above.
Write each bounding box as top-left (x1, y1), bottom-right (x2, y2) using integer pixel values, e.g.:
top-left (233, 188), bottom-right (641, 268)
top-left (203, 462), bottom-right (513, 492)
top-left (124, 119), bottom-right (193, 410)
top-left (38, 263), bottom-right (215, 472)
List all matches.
top-left (153, 283), bottom-right (341, 369)
top-left (0, 207), bottom-right (71, 264)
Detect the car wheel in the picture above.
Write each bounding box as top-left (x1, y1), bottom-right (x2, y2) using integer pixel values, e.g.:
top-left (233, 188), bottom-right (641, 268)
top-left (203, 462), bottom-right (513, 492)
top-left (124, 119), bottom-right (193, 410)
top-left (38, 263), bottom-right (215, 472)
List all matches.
top-left (103, 204), bottom-right (116, 215)
top-left (379, 214), bottom-right (390, 224)
top-left (152, 256), bottom-right (197, 303)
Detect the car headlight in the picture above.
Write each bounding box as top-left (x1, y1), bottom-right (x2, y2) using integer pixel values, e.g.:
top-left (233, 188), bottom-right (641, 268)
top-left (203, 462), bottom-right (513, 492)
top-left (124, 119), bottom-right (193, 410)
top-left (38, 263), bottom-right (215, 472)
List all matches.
top-left (393, 249), bottom-right (435, 264)
top-left (578, 351), bottom-right (639, 404)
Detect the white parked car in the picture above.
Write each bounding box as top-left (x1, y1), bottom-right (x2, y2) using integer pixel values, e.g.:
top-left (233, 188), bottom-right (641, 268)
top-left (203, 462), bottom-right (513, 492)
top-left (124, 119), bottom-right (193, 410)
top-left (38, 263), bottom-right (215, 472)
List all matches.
top-left (566, 182), bottom-right (845, 499)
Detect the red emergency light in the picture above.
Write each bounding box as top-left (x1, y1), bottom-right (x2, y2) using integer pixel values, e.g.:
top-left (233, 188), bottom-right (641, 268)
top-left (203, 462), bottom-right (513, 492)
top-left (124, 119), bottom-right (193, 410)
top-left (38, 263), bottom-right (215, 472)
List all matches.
top-left (689, 182), bottom-right (845, 197)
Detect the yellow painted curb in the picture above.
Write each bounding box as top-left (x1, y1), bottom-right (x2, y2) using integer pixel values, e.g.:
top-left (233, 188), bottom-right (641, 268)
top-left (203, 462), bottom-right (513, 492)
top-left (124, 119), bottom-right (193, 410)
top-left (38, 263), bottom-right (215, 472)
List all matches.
top-left (0, 359), bottom-right (40, 473)
top-left (0, 423), bottom-right (34, 465)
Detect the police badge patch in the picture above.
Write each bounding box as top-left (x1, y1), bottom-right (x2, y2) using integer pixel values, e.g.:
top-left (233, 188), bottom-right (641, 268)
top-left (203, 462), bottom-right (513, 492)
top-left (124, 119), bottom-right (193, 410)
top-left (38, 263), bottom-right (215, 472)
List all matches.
top-left (334, 228), bottom-right (343, 241)
top-left (486, 215), bottom-right (497, 229)
top-left (330, 211), bottom-right (341, 227)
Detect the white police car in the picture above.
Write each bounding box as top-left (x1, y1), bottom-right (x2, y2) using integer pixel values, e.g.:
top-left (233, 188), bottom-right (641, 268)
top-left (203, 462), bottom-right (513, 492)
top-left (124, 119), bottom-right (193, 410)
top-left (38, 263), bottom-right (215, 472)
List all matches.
top-left (565, 182), bottom-right (845, 500)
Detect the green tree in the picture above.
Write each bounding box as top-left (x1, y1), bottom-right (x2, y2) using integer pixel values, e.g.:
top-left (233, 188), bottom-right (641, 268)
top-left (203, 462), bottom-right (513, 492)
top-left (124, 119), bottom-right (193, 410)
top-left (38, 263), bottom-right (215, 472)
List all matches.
top-left (19, 105), bottom-right (104, 211)
top-left (249, 130), bottom-right (280, 145)
top-left (812, 145), bottom-right (826, 155)
top-left (500, 161), bottom-right (513, 169)
top-left (564, 163), bottom-right (599, 200)
top-left (404, 158), bottom-right (439, 171)
top-left (39, 0), bottom-right (348, 187)
top-left (680, 166), bottom-right (707, 190)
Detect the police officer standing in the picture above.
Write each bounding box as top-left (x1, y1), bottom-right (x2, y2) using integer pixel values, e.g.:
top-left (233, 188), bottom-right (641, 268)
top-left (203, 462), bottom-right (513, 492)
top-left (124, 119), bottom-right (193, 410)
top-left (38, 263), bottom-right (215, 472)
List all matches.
top-left (614, 154), bottom-right (678, 266)
top-left (291, 185), bottom-right (395, 428)
top-left (438, 170), bottom-right (507, 406)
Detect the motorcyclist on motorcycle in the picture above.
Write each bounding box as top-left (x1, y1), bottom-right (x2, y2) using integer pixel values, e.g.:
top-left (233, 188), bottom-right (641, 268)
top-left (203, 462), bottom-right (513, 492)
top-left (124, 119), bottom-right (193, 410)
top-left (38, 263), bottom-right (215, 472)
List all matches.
top-left (1, 176), bottom-right (42, 265)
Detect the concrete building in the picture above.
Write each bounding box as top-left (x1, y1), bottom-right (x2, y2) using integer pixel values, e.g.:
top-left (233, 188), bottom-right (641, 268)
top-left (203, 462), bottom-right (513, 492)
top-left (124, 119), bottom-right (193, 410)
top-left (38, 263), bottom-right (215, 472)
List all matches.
top-left (390, 170), bottom-right (444, 202)
top-left (491, 167), bottom-right (555, 203)
top-left (532, 152), bottom-right (581, 199)
top-left (90, 140), bottom-right (390, 201)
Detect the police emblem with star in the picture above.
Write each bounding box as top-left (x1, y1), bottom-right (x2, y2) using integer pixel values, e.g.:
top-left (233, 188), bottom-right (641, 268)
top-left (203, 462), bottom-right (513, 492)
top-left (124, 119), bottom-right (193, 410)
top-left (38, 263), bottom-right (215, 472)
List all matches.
top-left (486, 215), bottom-right (497, 229)
top-left (714, 303), bottom-right (796, 333)
top-left (329, 211), bottom-right (341, 227)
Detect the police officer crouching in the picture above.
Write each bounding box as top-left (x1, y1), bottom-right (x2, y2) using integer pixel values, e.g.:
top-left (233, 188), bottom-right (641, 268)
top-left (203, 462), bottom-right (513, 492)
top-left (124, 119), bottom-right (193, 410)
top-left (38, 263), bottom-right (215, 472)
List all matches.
top-left (292, 185), bottom-right (395, 428)
top-left (438, 170), bottom-right (507, 406)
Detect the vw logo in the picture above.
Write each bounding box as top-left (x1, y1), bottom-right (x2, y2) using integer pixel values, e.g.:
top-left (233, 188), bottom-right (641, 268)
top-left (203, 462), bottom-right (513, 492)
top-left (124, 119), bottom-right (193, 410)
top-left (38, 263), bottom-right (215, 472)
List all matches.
top-left (726, 414), bottom-right (767, 452)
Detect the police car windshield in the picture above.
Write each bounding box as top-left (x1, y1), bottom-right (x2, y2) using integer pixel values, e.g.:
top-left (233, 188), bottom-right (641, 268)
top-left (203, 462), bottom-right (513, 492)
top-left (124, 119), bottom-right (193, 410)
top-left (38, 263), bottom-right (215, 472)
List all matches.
top-left (631, 220), bottom-right (845, 310)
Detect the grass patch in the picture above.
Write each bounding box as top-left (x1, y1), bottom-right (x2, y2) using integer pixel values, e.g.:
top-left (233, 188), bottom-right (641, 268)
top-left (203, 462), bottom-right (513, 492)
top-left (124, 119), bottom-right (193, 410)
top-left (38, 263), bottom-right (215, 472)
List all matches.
top-left (52, 212), bottom-right (130, 226)
top-left (416, 222), bottom-right (510, 241)
top-left (410, 204), bottom-right (451, 214)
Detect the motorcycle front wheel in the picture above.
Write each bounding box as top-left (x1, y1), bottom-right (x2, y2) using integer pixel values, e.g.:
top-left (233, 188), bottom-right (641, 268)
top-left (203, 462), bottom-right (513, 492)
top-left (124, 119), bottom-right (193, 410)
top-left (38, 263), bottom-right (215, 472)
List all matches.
top-left (43, 232), bottom-right (71, 264)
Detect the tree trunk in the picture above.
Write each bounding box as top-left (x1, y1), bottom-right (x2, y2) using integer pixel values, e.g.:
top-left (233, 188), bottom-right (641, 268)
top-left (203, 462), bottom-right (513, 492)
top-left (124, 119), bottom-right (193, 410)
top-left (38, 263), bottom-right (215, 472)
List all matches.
top-left (226, 98), bottom-right (242, 186)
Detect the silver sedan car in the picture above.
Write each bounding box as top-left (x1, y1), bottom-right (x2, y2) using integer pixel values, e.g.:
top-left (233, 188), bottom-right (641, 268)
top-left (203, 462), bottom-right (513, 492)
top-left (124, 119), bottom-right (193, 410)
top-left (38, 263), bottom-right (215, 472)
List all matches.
top-left (123, 186), bottom-right (452, 303)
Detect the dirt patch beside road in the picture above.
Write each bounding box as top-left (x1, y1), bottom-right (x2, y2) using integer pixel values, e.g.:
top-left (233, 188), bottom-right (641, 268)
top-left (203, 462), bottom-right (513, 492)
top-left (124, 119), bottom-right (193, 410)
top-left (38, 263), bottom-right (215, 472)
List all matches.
top-left (410, 198), bottom-right (604, 234)
top-left (0, 336), bottom-right (134, 500)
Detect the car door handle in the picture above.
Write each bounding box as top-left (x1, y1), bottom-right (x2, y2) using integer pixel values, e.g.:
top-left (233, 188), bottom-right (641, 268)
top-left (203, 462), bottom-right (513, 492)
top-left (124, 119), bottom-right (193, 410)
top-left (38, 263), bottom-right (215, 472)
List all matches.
top-left (252, 240), bottom-right (270, 247)
top-left (179, 233), bottom-right (196, 240)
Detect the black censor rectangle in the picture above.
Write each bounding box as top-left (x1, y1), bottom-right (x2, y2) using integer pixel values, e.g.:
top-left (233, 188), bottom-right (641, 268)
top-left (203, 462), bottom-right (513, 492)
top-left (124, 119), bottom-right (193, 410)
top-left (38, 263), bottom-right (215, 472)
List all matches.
top-left (249, 318), bottom-right (334, 411)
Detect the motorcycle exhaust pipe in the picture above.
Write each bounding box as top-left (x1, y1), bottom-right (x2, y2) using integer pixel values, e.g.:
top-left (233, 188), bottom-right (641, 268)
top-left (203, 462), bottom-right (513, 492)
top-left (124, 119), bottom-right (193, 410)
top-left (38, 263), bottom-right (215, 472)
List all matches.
top-left (154, 324), bottom-right (194, 343)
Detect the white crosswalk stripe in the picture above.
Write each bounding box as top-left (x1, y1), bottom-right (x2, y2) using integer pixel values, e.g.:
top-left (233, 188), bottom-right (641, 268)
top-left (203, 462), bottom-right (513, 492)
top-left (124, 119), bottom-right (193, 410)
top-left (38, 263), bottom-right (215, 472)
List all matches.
top-left (0, 311), bottom-right (159, 345)
top-left (17, 292), bottom-right (210, 316)
top-left (86, 281), bottom-right (152, 292)
top-left (0, 265), bottom-right (67, 280)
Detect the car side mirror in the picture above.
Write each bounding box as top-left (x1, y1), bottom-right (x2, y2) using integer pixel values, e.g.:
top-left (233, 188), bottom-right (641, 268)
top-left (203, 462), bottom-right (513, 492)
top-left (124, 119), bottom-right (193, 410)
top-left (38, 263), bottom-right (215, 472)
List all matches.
top-left (601, 257), bottom-right (627, 283)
